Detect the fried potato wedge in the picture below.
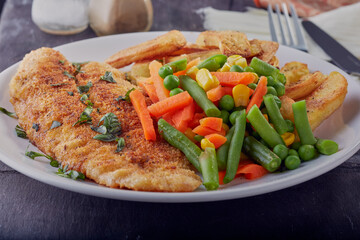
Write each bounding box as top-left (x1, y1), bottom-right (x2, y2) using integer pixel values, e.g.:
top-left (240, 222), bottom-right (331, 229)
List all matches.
top-left (306, 71), bottom-right (348, 130)
top-left (105, 30), bottom-right (187, 68)
top-left (196, 31), bottom-right (251, 57)
top-left (168, 43), bottom-right (208, 56)
top-left (280, 95), bottom-right (295, 122)
top-left (131, 61), bottom-right (151, 78)
top-left (164, 49), bottom-right (221, 63)
top-left (248, 39), bottom-right (263, 57)
top-left (256, 40), bottom-right (279, 63)
top-left (280, 61), bottom-right (310, 86)
top-left (268, 56), bottom-right (279, 68)
top-left (285, 71), bottom-right (327, 100)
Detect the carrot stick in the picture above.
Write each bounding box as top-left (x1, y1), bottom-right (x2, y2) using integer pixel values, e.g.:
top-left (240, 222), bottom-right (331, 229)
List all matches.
top-left (148, 91), bottom-right (193, 118)
top-left (205, 133), bottom-right (227, 148)
top-left (130, 89), bottom-right (156, 141)
top-left (171, 101), bottom-right (195, 133)
top-left (188, 112), bottom-right (206, 128)
top-left (199, 117), bottom-right (223, 131)
top-left (138, 80), bottom-right (159, 103)
top-left (246, 76), bottom-right (268, 113)
top-left (174, 57), bottom-right (201, 76)
top-left (192, 125), bottom-right (226, 136)
top-left (237, 164), bottom-right (268, 180)
top-left (149, 60), bottom-right (169, 101)
top-left (211, 72), bottom-right (256, 87)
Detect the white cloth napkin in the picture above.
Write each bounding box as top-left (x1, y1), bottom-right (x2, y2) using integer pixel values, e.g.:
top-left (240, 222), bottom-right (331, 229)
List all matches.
top-left (196, 3), bottom-right (360, 60)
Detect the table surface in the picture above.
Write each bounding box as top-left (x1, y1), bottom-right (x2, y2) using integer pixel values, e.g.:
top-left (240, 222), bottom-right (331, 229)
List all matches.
top-left (1, 0), bottom-right (360, 239)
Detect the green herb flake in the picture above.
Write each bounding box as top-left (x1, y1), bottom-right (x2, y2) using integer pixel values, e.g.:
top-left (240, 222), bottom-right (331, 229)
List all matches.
top-left (59, 60), bottom-right (65, 64)
top-left (15, 125), bottom-right (27, 139)
top-left (67, 91), bottom-right (74, 96)
top-left (93, 134), bottom-right (118, 142)
top-left (77, 81), bottom-right (93, 94)
top-left (72, 62), bottom-right (88, 74)
top-left (90, 125), bottom-right (107, 134)
top-left (32, 123), bottom-right (40, 132)
top-left (25, 148), bottom-right (59, 168)
top-left (50, 82), bottom-right (68, 87)
top-left (115, 88), bottom-right (135, 103)
top-left (116, 137), bottom-right (125, 152)
top-left (73, 106), bottom-right (93, 126)
top-left (100, 71), bottom-right (116, 83)
top-left (0, 107), bottom-right (17, 119)
top-left (50, 121), bottom-right (62, 129)
top-left (56, 165), bottom-right (85, 180)
top-left (63, 71), bottom-right (75, 79)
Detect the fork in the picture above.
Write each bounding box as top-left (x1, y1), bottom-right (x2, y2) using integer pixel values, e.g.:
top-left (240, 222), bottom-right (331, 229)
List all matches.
top-left (267, 3), bottom-right (307, 52)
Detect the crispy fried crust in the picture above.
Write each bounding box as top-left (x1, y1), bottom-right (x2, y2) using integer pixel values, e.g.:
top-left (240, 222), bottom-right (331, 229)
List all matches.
top-left (164, 49), bottom-right (222, 63)
top-left (196, 31), bottom-right (251, 57)
top-left (256, 40), bottom-right (279, 63)
top-left (105, 30), bottom-right (187, 68)
top-left (305, 71), bottom-right (348, 130)
top-left (10, 47), bottom-right (201, 192)
top-left (285, 71), bottom-right (327, 100)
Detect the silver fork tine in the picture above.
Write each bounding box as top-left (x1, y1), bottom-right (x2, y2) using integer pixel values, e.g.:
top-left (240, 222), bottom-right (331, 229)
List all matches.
top-left (267, 4), bottom-right (278, 42)
top-left (289, 4), bottom-right (307, 51)
top-left (275, 4), bottom-right (286, 45)
top-left (282, 3), bottom-right (295, 47)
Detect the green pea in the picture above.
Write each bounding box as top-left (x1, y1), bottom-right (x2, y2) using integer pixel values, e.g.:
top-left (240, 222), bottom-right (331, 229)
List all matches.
top-left (229, 111), bottom-right (240, 125)
top-left (158, 65), bottom-right (173, 79)
top-left (163, 75), bottom-right (180, 90)
top-left (298, 144), bottom-right (316, 161)
top-left (169, 88), bottom-right (184, 96)
top-left (273, 144), bottom-right (288, 160)
top-left (286, 119), bottom-right (294, 132)
top-left (219, 110), bottom-right (230, 124)
top-left (267, 86), bottom-right (277, 96)
top-left (285, 155), bottom-right (301, 170)
top-left (288, 149), bottom-right (299, 157)
top-left (244, 66), bottom-right (255, 72)
top-left (230, 65), bottom-right (244, 72)
top-left (248, 83), bottom-right (257, 90)
top-left (219, 95), bottom-right (234, 111)
top-left (291, 142), bottom-right (301, 150)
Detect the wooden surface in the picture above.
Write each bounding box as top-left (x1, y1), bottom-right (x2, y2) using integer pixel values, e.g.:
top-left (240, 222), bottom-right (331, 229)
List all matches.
top-left (1, 0), bottom-right (360, 239)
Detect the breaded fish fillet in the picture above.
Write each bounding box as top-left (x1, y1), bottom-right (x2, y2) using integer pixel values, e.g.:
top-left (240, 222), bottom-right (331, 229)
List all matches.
top-left (9, 47), bottom-right (201, 192)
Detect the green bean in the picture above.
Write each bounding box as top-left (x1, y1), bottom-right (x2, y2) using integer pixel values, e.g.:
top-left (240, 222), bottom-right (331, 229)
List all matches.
top-left (273, 144), bottom-right (289, 160)
top-left (158, 119), bottom-right (202, 172)
top-left (197, 54), bottom-right (227, 71)
top-left (165, 58), bottom-right (187, 72)
top-left (230, 65), bottom-right (244, 72)
top-left (315, 138), bottom-right (338, 155)
top-left (285, 155), bottom-right (301, 170)
top-left (219, 110), bottom-right (230, 124)
top-left (291, 141), bottom-right (301, 150)
top-left (194, 135), bottom-right (204, 142)
top-left (263, 94), bottom-right (288, 135)
top-left (219, 95), bottom-right (234, 111)
top-left (199, 148), bottom-right (219, 190)
top-left (285, 119), bottom-right (294, 133)
top-left (298, 144), bottom-right (316, 161)
top-left (247, 105), bottom-right (285, 148)
top-left (243, 136), bottom-right (282, 172)
top-left (179, 75), bottom-right (221, 117)
top-left (248, 83), bottom-right (257, 90)
top-left (216, 126), bottom-right (235, 171)
top-left (249, 57), bottom-right (286, 84)
top-left (273, 95), bottom-right (282, 109)
top-left (223, 110), bottom-right (246, 184)
top-left (288, 149), bottom-right (299, 157)
top-left (292, 100), bottom-right (317, 145)
top-left (229, 110), bottom-right (240, 125)
top-left (267, 86), bottom-right (277, 96)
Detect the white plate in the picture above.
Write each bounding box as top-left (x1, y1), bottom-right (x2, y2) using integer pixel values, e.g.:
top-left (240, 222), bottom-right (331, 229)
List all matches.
top-left (1, 32), bottom-right (360, 203)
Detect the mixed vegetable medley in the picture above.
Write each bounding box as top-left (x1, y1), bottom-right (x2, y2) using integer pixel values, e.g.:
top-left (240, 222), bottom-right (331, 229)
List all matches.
top-left (130, 54), bottom-right (339, 191)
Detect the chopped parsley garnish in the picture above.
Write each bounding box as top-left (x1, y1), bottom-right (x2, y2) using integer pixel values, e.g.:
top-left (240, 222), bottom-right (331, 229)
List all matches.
top-left (56, 165), bottom-right (85, 180)
top-left (116, 137), bottom-right (125, 152)
top-left (0, 107), bottom-right (17, 119)
top-left (25, 149), bottom-right (59, 167)
top-left (115, 88), bottom-right (135, 103)
top-left (100, 71), bottom-right (116, 83)
top-left (15, 125), bottom-right (27, 139)
top-left (50, 121), bottom-right (62, 129)
top-left (32, 123), bottom-right (40, 132)
top-left (72, 62), bottom-right (88, 74)
top-left (59, 60), bottom-right (65, 64)
top-left (63, 71), bottom-right (75, 79)
top-left (80, 94), bottom-right (93, 106)
top-left (73, 106), bottom-right (93, 126)
top-left (77, 81), bottom-right (93, 94)
top-left (93, 134), bottom-right (118, 142)
top-left (50, 82), bottom-right (68, 87)
top-left (67, 91), bottom-right (74, 96)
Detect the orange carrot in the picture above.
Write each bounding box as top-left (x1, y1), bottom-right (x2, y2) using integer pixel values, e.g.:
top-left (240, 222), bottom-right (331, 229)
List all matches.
top-left (237, 164), bottom-right (268, 180)
top-left (130, 89), bottom-right (156, 141)
top-left (223, 87), bottom-right (233, 96)
top-left (188, 112), bottom-right (206, 128)
top-left (148, 91), bottom-right (193, 118)
top-left (171, 101), bottom-right (195, 133)
top-left (162, 112), bottom-right (175, 126)
top-left (206, 85), bottom-right (224, 102)
top-left (192, 125), bottom-right (226, 136)
top-left (174, 57), bottom-right (201, 76)
top-left (205, 133), bottom-right (227, 148)
top-left (211, 72), bottom-right (256, 87)
top-left (199, 117), bottom-right (223, 131)
top-left (138, 80), bottom-right (159, 103)
top-left (149, 60), bottom-right (169, 101)
top-left (246, 76), bottom-right (268, 113)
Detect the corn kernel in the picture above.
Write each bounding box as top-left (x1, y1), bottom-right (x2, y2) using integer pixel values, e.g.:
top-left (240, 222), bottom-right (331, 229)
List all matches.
top-left (196, 68), bottom-right (219, 91)
top-left (281, 132), bottom-right (295, 146)
top-left (251, 73), bottom-right (259, 83)
top-left (227, 55), bottom-right (248, 68)
top-left (232, 84), bottom-right (251, 107)
top-left (186, 66), bottom-right (199, 79)
top-left (234, 57), bottom-right (248, 68)
top-left (184, 128), bottom-right (197, 143)
top-left (201, 138), bottom-right (215, 150)
top-left (219, 63), bottom-right (231, 72)
top-left (222, 123), bottom-right (229, 132)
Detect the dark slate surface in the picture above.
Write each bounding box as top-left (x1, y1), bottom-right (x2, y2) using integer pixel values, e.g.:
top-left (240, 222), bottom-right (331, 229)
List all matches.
top-left (1, 0), bottom-right (360, 239)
